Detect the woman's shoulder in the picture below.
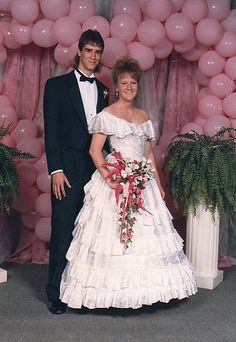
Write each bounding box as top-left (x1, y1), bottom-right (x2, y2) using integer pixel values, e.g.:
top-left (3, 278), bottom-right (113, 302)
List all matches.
top-left (134, 108), bottom-right (149, 123)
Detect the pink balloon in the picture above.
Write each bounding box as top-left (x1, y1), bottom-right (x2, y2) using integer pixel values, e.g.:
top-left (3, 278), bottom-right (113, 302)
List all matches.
top-left (204, 114), bottom-right (231, 136)
top-left (102, 38), bottom-right (127, 68)
top-left (11, 119), bottom-right (37, 143)
top-left (17, 137), bottom-right (43, 161)
top-left (197, 87), bottom-right (211, 102)
top-left (0, 21), bottom-right (21, 49)
top-left (153, 145), bottom-right (165, 169)
top-left (0, 106), bottom-right (17, 132)
top-left (17, 162), bottom-right (38, 187)
top-left (198, 94), bottom-right (223, 118)
top-left (0, 95), bottom-right (12, 107)
top-left (222, 9), bottom-right (236, 35)
top-left (153, 36), bottom-right (173, 59)
top-left (0, 134), bottom-right (16, 148)
top-left (33, 153), bottom-right (48, 172)
top-left (69, 0), bottom-right (95, 24)
top-left (96, 65), bottom-right (112, 89)
top-left (12, 186), bottom-right (39, 213)
top-left (182, 43), bottom-right (208, 62)
top-left (82, 16), bottom-right (110, 40)
top-left (40, 0), bottom-right (70, 21)
top-left (0, 0), bottom-right (11, 11)
top-left (127, 42), bottom-right (155, 71)
top-left (206, 0), bottom-right (231, 21)
top-left (159, 131), bottom-right (177, 151)
top-left (165, 13), bottom-right (194, 43)
top-left (35, 193), bottom-right (52, 217)
top-left (54, 44), bottom-right (70, 67)
top-left (209, 73), bottom-right (235, 98)
top-left (174, 31), bottom-right (195, 53)
top-left (31, 19), bottom-right (57, 48)
top-left (198, 50), bottom-right (225, 77)
top-left (170, 0), bottom-right (185, 12)
top-left (137, 19), bottom-right (165, 47)
top-left (113, 0), bottom-right (141, 24)
top-left (0, 31), bottom-right (4, 46)
top-left (224, 56), bottom-right (236, 80)
top-left (110, 14), bottom-right (137, 44)
top-left (182, 0), bottom-right (208, 23)
top-left (53, 16), bottom-right (81, 47)
top-left (180, 122), bottom-right (203, 135)
top-left (194, 116), bottom-right (207, 127)
top-left (22, 211), bottom-right (41, 230)
top-left (0, 45), bottom-right (7, 64)
top-left (144, 0), bottom-right (173, 22)
top-left (35, 217), bottom-right (51, 242)
top-left (215, 32), bottom-right (236, 58)
top-left (196, 18), bottom-right (223, 47)
top-left (36, 171), bottom-right (51, 193)
top-left (11, 0), bottom-right (39, 25)
top-left (68, 41), bottom-right (78, 61)
top-left (10, 20), bottom-right (32, 45)
top-left (223, 93), bottom-right (236, 118)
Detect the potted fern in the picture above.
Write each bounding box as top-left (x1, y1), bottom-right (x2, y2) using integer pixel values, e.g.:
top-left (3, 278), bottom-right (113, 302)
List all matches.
top-left (165, 128), bottom-right (236, 289)
top-left (0, 125), bottom-right (33, 214)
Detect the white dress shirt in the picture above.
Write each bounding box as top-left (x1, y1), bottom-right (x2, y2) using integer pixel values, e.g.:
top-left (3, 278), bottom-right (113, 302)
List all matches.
top-left (51, 69), bottom-right (98, 175)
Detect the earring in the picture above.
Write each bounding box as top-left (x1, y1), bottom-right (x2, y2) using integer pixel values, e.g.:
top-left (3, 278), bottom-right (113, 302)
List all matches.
top-left (115, 90), bottom-right (119, 98)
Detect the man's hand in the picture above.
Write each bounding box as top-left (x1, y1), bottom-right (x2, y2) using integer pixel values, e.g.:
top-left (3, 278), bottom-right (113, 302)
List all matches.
top-left (52, 172), bottom-right (71, 200)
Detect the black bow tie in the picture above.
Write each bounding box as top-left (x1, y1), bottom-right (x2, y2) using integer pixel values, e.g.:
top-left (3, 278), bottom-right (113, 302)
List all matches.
top-left (76, 69), bottom-right (95, 84)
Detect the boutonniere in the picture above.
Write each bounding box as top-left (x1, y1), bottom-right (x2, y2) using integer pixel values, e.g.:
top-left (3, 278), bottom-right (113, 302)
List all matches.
top-left (103, 88), bottom-right (109, 99)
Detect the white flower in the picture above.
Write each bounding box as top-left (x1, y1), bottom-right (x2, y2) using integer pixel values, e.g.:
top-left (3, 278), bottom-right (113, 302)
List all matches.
top-left (121, 170), bottom-right (128, 178)
top-left (125, 166), bottom-right (133, 175)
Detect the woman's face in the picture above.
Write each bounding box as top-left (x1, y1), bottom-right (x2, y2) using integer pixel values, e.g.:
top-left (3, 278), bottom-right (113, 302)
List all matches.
top-left (116, 73), bottom-right (138, 101)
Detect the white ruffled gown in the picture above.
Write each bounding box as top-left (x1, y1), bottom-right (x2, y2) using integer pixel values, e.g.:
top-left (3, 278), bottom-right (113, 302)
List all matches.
top-left (60, 111), bottom-right (197, 309)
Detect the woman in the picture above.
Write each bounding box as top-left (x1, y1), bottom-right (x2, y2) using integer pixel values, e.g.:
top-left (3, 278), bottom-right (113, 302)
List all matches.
top-left (60, 57), bottom-right (197, 309)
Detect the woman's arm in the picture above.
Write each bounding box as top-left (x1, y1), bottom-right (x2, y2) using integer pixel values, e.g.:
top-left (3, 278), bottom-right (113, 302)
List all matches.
top-left (89, 133), bottom-right (118, 189)
top-left (145, 141), bottom-right (165, 198)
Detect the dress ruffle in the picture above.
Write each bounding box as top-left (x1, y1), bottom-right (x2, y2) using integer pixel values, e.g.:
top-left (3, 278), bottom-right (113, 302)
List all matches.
top-left (60, 170), bottom-right (197, 309)
top-left (88, 111), bottom-right (156, 141)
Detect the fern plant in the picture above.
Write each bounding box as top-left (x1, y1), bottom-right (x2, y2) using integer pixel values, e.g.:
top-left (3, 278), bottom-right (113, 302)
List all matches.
top-left (0, 125), bottom-right (33, 214)
top-left (165, 128), bottom-right (236, 219)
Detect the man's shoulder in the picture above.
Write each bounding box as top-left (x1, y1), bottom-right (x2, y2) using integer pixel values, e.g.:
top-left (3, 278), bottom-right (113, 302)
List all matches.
top-left (46, 71), bottom-right (74, 86)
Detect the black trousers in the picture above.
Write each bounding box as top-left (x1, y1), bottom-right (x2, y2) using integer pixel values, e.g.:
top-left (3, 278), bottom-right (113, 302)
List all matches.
top-left (46, 157), bottom-right (95, 302)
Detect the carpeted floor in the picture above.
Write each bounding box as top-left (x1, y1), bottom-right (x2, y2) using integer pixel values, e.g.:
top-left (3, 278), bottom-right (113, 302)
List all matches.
top-left (0, 263), bottom-right (235, 342)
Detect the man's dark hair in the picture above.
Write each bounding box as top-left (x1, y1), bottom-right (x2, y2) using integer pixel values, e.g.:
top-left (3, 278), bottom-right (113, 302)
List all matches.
top-left (71, 29), bottom-right (104, 69)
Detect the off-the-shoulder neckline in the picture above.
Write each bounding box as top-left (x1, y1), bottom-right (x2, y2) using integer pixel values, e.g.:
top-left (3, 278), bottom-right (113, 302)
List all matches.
top-left (101, 110), bottom-right (151, 126)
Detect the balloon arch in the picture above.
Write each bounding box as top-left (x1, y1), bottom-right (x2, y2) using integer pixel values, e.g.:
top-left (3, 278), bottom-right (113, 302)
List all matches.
top-left (0, 0), bottom-right (236, 262)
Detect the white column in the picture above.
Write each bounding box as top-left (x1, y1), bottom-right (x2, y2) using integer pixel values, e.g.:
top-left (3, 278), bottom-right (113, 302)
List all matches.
top-left (0, 268), bottom-right (7, 283)
top-left (186, 205), bottom-right (223, 289)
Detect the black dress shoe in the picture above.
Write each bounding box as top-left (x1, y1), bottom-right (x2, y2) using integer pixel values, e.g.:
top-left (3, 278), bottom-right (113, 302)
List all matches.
top-left (47, 299), bottom-right (67, 314)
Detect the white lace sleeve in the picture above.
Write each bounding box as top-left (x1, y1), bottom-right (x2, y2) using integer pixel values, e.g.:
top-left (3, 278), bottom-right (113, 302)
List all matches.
top-left (146, 120), bottom-right (156, 141)
top-left (88, 112), bottom-right (116, 135)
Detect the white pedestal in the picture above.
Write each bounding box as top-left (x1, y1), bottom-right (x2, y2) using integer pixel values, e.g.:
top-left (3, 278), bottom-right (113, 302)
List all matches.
top-left (0, 268), bottom-right (7, 283)
top-left (186, 205), bottom-right (223, 290)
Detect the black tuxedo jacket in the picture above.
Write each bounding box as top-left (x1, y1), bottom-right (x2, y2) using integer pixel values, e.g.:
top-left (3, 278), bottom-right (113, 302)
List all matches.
top-left (43, 70), bottom-right (109, 178)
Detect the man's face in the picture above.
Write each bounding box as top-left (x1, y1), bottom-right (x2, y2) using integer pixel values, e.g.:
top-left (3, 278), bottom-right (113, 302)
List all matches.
top-left (78, 43), bottom-right (103, 75)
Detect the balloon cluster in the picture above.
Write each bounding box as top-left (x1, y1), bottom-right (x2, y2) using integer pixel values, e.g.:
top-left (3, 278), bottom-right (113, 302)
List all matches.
top-left (0, 0), bottom-right (236, 244)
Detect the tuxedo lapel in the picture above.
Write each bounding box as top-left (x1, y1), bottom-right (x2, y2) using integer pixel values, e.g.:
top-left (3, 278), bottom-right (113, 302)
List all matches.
top-left (96, 81), bottom-right (105, 114)
top-left (66, 71), bottom-right (88, 129)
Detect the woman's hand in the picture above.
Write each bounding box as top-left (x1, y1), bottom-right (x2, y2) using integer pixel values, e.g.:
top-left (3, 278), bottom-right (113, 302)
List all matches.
top-left (105, 177), bottom-right (120, 190)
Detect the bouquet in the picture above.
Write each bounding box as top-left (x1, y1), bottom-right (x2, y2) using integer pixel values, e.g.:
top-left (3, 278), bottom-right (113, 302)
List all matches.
top-left (103, 151), bottom-right (155, 250)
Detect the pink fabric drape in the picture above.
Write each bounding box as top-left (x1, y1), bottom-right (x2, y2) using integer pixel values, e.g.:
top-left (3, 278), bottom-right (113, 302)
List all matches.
top-left (163, 52), bottom-right (199, 133)
top-left (3, 44), bottom-right (55, 264)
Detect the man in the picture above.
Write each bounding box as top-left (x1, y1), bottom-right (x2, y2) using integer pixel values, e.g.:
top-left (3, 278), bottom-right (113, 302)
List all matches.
top-left (43, 30), bottom-right (109, 314)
